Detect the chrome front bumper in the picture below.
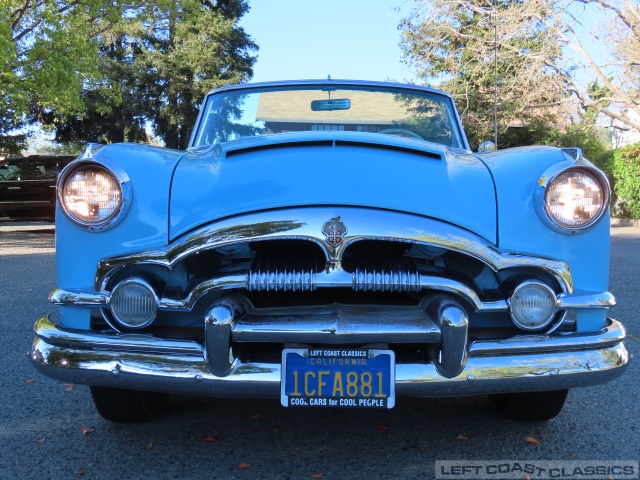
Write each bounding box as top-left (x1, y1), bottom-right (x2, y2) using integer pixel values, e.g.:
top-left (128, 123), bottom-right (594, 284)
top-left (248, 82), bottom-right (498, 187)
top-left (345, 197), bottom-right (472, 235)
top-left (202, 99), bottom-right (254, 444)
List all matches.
top-left (31, 316), bottom-right (630, 398)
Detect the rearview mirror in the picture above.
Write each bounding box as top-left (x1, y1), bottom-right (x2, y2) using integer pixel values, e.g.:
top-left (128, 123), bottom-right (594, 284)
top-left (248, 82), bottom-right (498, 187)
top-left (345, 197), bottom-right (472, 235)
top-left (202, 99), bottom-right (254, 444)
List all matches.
top-left (311, 99), bottom-right (351, 111)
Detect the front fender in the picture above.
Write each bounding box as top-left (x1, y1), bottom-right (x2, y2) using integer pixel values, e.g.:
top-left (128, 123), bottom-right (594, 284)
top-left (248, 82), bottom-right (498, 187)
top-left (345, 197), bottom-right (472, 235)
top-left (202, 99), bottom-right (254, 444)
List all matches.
top-left (480, 146), bottom-right (610, 295)
top-left (56, 143), bottom-right (186, 296)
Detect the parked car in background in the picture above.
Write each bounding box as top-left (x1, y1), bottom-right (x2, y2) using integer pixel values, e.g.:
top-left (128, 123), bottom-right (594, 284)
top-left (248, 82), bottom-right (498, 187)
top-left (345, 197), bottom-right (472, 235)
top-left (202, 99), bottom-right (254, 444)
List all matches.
top-left (0, 154), bottom-right (76, 219)
top-left (31, 80), bottom-right (630, 423)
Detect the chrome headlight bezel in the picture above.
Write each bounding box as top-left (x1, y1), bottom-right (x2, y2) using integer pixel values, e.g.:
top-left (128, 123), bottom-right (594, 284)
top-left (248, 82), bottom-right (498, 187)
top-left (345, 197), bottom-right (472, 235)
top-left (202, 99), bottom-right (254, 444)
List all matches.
top-left (57, 159), bottom-right (132, 231)
top-left (534, 162), bottom-right (610, 234)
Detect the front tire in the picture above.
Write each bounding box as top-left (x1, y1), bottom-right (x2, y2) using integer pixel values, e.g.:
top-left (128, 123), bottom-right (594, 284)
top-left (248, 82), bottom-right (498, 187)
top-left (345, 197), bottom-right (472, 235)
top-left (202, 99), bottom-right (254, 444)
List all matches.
top-left (489, 389), bottom-right (568, 421)
top-left (90, 386), bottom-right (170, 423)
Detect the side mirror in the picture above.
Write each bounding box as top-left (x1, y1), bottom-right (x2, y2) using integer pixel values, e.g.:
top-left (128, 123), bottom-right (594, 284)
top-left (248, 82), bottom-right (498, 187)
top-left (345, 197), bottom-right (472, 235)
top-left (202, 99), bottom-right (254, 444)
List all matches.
top-left (478, 140), bottom-right (496, 152)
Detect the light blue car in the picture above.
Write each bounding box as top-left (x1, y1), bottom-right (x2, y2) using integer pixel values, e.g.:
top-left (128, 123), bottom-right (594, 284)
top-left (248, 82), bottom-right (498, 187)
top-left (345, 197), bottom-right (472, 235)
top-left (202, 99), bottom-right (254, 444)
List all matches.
top-left (31, 80), bottom-right (630, 422)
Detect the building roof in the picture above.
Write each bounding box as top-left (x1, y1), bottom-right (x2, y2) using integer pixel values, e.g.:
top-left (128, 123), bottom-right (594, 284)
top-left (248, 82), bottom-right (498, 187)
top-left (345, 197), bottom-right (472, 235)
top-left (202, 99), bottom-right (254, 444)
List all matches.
top-left (256, 89), bottom-right (411, 125)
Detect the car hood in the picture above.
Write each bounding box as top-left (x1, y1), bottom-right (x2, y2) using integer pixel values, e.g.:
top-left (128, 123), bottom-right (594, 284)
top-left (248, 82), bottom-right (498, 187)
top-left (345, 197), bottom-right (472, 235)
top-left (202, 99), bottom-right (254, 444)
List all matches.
top-left (169, 132), bottom-right (497, 243)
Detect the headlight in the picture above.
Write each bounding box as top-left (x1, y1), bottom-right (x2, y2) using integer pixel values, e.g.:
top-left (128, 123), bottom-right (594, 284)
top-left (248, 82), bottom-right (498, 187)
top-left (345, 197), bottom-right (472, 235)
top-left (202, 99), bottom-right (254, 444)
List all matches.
top-left (58, 161), bottom-right (131, 230)
top-left (108, 278), bottom-right (158, 329)
top-left (509, 281), bottom-right (557, 331)
top-left (543, 168), bottom-right (608, 231)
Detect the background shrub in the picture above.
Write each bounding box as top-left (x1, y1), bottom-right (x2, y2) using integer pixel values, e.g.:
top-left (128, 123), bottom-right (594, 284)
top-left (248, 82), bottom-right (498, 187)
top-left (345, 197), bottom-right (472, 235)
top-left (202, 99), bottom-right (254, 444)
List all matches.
top-left (605, 143), bottom-right (640, 219)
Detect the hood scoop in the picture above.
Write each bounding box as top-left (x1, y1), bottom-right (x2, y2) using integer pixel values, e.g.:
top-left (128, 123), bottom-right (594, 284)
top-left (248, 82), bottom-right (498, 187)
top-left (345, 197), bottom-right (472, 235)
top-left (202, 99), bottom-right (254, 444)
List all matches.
top-left (222, 132), bottom-right (444, 161)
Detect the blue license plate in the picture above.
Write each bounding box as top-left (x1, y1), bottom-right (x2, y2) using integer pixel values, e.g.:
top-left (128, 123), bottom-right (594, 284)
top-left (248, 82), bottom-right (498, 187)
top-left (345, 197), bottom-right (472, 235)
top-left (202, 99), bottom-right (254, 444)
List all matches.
top-left (281, 348), bottom-right (395, 408)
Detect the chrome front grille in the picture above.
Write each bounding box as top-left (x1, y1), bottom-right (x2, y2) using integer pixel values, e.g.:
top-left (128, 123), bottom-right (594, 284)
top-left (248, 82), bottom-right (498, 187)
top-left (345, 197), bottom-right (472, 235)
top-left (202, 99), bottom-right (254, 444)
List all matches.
top-left (94, 207), bottom-right (574, 297)
top-left (73, 207), bottom-right (590, 337)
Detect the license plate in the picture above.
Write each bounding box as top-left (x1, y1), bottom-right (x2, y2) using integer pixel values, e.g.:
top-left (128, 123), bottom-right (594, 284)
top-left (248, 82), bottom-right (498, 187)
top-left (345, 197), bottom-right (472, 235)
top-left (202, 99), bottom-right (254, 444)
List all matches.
top-left (281, 348), bottom-right (395, 409)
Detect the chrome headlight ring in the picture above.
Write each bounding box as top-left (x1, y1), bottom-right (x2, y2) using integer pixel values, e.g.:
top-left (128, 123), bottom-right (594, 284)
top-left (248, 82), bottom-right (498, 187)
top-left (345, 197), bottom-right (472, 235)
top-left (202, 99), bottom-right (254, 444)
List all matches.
top-left (534, 162), bottom-right (610, 235)
top-left (57, 158), bottom-right (132, 231)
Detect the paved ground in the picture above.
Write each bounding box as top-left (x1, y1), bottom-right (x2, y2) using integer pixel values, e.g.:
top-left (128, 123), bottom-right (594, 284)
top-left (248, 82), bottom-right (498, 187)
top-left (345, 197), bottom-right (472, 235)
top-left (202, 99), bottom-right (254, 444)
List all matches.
top-left (0, 224), bottom-right (637, 479)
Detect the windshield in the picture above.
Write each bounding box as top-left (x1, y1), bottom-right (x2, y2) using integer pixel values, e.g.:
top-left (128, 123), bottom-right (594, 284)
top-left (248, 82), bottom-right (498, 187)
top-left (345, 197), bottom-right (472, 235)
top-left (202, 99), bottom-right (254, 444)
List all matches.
top-left (192, 85), bottom-right (466, 149)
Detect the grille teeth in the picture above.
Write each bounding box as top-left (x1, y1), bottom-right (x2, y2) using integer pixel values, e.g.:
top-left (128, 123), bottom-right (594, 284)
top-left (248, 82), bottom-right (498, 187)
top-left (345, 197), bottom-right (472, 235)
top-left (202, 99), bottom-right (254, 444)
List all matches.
top-left (246, 260), bottom-right (422, 293)
top-left (353, 263), bottom-right (421, 292)
top-left (247, 263), bottom-right (316, 292)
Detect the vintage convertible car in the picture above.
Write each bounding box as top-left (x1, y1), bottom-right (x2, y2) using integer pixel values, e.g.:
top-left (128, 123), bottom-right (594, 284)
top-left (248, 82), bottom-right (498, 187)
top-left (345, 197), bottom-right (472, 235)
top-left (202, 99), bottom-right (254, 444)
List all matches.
top-left (31, 80), bottom-right (630, 422)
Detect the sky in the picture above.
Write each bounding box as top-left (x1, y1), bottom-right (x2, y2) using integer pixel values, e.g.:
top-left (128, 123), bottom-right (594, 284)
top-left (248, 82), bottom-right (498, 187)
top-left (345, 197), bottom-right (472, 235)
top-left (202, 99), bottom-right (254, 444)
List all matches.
top-left (239, 0), bottom-right (416, 84)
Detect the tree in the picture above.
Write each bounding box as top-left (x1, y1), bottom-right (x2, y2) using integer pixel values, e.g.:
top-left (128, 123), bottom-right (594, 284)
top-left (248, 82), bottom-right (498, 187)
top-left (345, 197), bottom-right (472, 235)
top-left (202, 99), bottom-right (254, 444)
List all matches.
top-left (52, 18), bottom-right (155, 146)
top-left (400, 1), bottom-right (568, 147)
top-left (0, 1), bottom-right (124, 154)
top-left (549, 1), bottom-right (640, 132)
top-left (400, 0), bottom-right (640, 147)
top-left (147, 0), bottom-right (257, 149)
top-left (52, 0), bottom-right (257, 149)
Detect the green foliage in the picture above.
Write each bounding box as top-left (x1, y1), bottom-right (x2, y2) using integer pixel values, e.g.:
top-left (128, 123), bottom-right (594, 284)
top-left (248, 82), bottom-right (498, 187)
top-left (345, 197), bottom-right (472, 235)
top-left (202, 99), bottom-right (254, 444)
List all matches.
top-left (468, 118), bottom-right (611, 164)
top-left (543, 126), bottom-right (611, 165)
top-left (607, 144), bottom-right (640, 219)
top-left (486, 118), bottom-right (556, 151)
top-left (147, 0), bottom-right (257, 149)
top-left (0, 116), bottom-right (27, 155)
top-left (2, 1), bottom-right (256, 151)
top-left (1, 1), bottom-right (107, 117)
top-left (52, 0), bottom-right (256, 149)
top-left (1, 1), bottom-right (117, 152)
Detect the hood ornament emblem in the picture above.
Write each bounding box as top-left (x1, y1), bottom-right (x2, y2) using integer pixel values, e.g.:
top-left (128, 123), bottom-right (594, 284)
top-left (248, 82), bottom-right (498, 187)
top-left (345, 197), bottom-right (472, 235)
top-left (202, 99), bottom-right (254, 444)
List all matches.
top-left (322, 216), bottom-right (347, 246)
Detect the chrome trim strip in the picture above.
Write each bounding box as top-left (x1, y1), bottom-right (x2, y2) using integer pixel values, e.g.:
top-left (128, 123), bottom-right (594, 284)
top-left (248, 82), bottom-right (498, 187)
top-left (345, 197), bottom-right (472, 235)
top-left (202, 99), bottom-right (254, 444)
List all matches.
top-left (93, 207), bottom-right (574, 293)
top-left (49, 288), bottom-right (109, 306)
top-left (159, 274), bottom-right (246, 310)
top-left (557, 291), bottom-right (616, 308)
top-left (51, 284), bottom-right (614, 317)
top-left (57, 269), bottom-right (505, 313)
top-left (31, 316), bottom-right (630, 397)
top-left (33, 316), bottom-right (201, 356)
top-left (469, 318), bottom-right (626, 355)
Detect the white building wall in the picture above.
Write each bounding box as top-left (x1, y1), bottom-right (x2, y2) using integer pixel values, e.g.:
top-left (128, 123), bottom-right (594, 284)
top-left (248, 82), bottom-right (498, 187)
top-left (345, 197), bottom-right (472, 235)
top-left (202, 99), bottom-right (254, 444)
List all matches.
top-left (610, 109), bottom-right (640, 149)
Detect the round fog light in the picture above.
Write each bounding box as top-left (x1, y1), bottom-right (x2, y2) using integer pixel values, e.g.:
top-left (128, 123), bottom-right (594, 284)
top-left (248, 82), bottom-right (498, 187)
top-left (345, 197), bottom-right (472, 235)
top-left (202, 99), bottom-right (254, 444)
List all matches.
top-left (109, 278), bottom-right (158, 329)
top-left (509, 282), bottom-right (557, 331)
